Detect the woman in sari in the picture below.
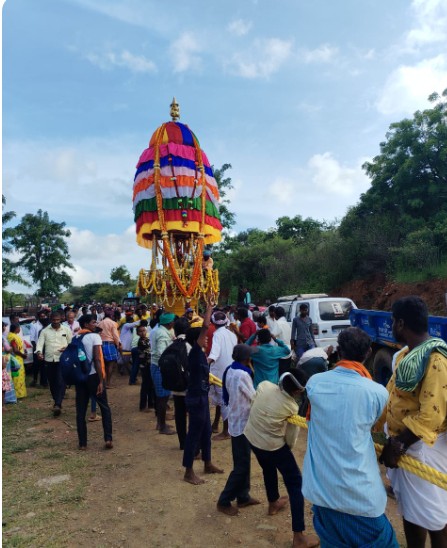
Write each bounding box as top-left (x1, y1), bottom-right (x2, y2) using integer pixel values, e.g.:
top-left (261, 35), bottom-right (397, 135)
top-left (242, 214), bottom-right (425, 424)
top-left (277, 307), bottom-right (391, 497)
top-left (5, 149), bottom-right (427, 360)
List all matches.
top-left (7, 323), bottom-right (27, 399)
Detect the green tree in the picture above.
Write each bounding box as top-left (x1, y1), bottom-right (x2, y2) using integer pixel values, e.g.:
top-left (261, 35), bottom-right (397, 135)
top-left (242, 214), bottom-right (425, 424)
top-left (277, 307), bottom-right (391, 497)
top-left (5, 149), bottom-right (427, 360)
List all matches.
top-left (276, 215), bottom-right (325, 243)
top-left (2, 196), bottom-right (29, 288)
top-left (11, 209), bottom-right (73, 297)
top-left (110, 265), bottom-right (132, 285)
top-left (213, 163), bottom-right (236, 232)
top-left (340, 89), bottom-right (447, 276)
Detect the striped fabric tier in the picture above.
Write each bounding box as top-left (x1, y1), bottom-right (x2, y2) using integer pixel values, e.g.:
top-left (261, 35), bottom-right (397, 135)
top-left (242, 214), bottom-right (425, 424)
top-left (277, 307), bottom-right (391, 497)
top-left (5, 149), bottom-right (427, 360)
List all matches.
top-left (133, 121), bottom-right (222, 249)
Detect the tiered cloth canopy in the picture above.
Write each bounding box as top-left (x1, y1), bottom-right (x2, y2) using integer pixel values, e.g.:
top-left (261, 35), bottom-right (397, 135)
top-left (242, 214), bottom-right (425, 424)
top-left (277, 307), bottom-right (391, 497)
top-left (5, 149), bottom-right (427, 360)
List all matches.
top-left (133, 121), bottom-right (222, 249)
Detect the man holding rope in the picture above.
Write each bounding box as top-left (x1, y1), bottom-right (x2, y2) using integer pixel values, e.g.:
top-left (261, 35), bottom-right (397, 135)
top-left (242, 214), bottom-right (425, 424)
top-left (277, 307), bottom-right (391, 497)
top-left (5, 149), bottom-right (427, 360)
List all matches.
top-left (302, 327), bottom-right (398, 547)
top-left (379, 296), bottom-right (447, 548)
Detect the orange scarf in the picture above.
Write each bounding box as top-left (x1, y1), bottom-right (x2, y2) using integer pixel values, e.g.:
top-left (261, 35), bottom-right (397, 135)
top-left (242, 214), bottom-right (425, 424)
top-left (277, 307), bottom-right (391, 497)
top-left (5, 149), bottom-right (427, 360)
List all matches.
top-left (78, 329), bottom-right (106, 378)
top-left (306, 359), bottom-right (371, 421)
top-left (335, 359), bottom-right (372, 380)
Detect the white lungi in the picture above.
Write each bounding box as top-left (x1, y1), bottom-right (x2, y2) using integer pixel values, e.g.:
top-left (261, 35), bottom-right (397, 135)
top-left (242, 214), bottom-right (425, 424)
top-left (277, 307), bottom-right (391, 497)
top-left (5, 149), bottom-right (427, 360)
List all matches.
top-left (388, 432), bottom-right (447, 531)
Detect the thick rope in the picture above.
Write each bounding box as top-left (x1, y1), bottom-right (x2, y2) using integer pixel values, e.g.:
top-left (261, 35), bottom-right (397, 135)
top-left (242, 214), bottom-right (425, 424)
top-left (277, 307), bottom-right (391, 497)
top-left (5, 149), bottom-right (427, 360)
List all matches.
top-left (208, 373), bottom-right (447, 491)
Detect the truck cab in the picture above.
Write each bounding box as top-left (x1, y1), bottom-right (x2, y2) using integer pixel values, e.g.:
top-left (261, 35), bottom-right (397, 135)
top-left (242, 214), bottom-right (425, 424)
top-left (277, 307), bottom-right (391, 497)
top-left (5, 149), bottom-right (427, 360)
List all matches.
top-left (270, 294), bottom-right (357, 349)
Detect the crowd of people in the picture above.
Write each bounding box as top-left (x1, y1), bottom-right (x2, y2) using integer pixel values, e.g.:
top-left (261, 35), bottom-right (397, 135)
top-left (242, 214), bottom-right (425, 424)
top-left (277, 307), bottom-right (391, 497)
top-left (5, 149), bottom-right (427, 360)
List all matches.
top-left (2, 295), bottom-right (446, 548)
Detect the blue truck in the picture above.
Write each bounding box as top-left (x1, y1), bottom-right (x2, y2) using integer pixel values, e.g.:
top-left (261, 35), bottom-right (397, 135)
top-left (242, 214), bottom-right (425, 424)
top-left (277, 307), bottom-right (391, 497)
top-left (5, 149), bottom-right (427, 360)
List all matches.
top-left (350, 309), bottom-right (447, 385)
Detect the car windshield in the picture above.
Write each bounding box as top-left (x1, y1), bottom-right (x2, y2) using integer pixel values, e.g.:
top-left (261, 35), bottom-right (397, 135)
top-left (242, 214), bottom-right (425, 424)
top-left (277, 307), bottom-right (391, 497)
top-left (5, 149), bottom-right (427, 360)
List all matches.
top-left (318, 300), bottom-right (353, 321)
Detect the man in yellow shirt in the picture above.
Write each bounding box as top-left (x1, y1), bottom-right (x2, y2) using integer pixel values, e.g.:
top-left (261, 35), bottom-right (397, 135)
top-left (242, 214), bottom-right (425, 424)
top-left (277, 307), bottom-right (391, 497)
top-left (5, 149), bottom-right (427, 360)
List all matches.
top-left (379, 296), bottom-right (447, 548)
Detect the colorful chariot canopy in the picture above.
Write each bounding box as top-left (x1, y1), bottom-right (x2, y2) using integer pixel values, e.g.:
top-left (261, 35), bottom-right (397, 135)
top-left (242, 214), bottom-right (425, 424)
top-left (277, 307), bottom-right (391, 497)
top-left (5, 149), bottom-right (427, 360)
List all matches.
top-left (133, 99), bottom-right (222, 249)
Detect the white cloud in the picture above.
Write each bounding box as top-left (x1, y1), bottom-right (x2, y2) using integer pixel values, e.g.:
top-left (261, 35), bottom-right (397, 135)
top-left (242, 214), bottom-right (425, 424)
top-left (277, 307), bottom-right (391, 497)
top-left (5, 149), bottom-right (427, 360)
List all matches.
top-left (227, 18), bottom-right (252, 36)
top-left (169, 32), bottom-right (202, 73)
top-left (227, 38), bottom-right (293, 79)
top-left (376, 54), bottom-right (447, 115)
top-left (67, 225), bottom-right (150, 285)
top-left (405, 0), bottom-right (447, 48)
top-left (2, 137), bottom-right (138, 225)
top-left (85, 49), bottom-right (157, 73)
top-left (307, 153), bottom-right (369, 197)
top-left (300, 44), bottom-right (338, 64)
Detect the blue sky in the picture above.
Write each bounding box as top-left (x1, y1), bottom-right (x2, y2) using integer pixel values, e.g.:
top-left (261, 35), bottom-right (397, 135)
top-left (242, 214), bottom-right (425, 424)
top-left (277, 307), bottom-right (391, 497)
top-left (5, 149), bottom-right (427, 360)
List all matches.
top-left (3, 0), bottom-right (447, 292)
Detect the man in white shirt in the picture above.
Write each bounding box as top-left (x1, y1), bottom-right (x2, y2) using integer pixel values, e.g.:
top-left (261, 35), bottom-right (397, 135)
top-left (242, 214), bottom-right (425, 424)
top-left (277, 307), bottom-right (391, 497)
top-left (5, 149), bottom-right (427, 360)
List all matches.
top-left (36, 311), bottom-right (72, 416)
top-left (207, 311), bottom-right (237, 440)
top-left (217, 345), bottom-right (259, 515)
top-left (30, 309), bottom-right (49, 387)
top-left (63, 311), bottom-right (80, 335)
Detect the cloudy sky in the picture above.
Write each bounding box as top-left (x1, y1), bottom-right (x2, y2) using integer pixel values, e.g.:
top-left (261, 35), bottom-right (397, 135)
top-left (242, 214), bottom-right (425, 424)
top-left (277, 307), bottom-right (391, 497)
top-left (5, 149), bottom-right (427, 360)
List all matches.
top-left (3, 0), bottom-right (447, 292)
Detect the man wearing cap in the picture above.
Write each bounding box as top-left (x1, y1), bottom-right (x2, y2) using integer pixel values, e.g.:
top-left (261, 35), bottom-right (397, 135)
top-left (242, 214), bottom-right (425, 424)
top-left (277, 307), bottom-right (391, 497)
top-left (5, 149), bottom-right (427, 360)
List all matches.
top-left (217, 344), bottom-right (259, 515)
top-left (151, 312), bottom-right (176, 435)
top-left (208, 311), bottom-right (237, 440)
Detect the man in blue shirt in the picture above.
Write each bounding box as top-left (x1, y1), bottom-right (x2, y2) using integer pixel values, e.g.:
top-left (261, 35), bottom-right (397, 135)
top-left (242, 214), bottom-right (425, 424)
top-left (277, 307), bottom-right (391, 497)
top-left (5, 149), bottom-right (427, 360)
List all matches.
top-left (246, 329), bottom-right (290, 388)
top-left (302, 327), bottom-right (398, 548)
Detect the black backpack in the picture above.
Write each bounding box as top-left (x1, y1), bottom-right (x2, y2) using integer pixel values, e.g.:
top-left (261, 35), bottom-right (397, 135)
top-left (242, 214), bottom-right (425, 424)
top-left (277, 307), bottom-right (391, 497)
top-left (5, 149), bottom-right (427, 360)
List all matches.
top-left (159, 338), bottom-right (189, 392)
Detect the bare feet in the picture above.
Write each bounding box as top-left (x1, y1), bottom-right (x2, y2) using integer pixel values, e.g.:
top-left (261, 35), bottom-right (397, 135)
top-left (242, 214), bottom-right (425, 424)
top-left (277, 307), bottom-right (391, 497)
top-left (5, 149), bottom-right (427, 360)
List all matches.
top-left (88, 415), bottom-right (101, 422)
top-left (268, 495), bottom-right (289, 515)
top-left (237, 497), bottom-right (261, 508)
top-left (204, 462), bottom-right (224, 474)
top-left (217, 503), bottom-right (239, 516)
top-left (184, 469), bottom-right (205, 485)
top-left (105, 440), bottom-right (113, 449)
top-left (212, 432), bottom-right (231, 441)
top-left (293, 532), bottom-right (320, 548)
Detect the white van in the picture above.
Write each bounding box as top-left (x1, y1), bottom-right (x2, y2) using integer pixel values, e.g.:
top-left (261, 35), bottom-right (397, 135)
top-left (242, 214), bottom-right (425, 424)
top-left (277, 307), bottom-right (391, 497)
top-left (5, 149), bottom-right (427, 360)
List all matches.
top-left (270, 294), bottom-right (357, 349)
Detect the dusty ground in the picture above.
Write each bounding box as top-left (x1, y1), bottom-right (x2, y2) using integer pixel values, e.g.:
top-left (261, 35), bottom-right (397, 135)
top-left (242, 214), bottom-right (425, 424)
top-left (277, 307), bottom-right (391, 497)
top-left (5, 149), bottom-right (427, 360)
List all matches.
top-left (3, 374), bottom-right (407, 548)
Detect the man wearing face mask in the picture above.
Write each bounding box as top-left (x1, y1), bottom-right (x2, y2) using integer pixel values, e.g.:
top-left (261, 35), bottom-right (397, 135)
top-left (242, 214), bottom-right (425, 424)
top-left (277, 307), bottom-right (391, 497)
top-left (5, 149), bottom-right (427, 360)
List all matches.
top-left (30, 309), bottom-right (50, 387)
top-left (36, 311), bottom-right (72, 416)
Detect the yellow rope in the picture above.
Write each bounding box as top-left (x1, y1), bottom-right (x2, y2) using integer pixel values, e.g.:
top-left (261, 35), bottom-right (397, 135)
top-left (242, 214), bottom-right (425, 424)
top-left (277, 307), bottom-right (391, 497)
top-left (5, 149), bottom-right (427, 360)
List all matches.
top-left (208, 374), bottom-right (447, 491)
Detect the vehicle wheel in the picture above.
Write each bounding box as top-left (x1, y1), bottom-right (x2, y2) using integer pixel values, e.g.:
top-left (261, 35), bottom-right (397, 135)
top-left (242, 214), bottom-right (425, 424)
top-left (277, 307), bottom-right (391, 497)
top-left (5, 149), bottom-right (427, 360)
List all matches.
top-left (373, 349), bottom-right (394, 386)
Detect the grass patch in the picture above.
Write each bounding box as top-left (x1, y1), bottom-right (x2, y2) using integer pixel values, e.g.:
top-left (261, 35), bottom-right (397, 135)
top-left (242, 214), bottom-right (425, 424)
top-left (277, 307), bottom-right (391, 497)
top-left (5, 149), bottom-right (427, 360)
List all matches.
top-left (2, 385), bottom-right (92, 547)
top-left (394, 259), bottom-right (447, 283)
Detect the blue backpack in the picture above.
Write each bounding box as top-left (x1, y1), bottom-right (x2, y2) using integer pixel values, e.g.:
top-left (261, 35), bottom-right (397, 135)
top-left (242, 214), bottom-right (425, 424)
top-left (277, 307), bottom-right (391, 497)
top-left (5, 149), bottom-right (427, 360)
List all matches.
top-left (60, 333), bottom-right (91, 385)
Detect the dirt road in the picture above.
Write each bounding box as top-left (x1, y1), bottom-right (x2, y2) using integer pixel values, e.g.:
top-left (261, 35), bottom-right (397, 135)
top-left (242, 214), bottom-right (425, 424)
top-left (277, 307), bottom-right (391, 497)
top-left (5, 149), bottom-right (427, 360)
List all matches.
top-left (3, 375), bottom-right (406, 547)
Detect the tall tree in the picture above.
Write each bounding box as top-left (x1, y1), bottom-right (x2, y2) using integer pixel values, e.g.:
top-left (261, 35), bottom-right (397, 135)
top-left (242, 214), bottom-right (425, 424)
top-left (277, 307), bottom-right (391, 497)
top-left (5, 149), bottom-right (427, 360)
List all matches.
top-left (2, 195), bottom-right (29, 288)
top-left (340, 89), bottom-right (447, 275)
top-left (110, 265), bottom-right (132, 285)
top-left (213, 163), bottom-right (236, 232)
top-left (11, 209), bottom-right (73, 297)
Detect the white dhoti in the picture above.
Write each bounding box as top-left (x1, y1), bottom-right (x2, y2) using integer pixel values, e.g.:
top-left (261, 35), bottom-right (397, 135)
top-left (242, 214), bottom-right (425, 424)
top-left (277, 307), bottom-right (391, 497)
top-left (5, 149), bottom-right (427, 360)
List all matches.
top-left (388, 432), bottom-right (447, 531)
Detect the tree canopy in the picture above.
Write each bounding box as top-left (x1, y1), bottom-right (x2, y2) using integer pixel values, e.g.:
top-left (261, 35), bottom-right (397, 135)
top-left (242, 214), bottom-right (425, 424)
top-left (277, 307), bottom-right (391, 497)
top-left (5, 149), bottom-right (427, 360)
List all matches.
top-left (110, 265), bottom-right (132, 285)
top-left (11, 209), bottom-right (73, 297)
top-left (2, 196), bottom-right (29, 288)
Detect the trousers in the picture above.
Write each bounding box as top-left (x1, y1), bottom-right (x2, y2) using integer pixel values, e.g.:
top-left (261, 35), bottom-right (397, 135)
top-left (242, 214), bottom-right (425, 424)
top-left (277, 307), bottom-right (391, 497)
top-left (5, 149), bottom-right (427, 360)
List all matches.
top-left (250, 443), bottom-right (305, 532)
top-left (218, 434), bottom-right (251, 506)
top-left (75, 374), bottom-right (113, 448)
top-left (182, 394), bottom-right (211, 468)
